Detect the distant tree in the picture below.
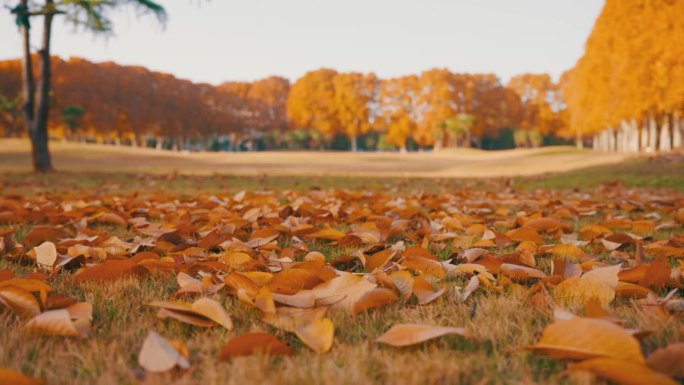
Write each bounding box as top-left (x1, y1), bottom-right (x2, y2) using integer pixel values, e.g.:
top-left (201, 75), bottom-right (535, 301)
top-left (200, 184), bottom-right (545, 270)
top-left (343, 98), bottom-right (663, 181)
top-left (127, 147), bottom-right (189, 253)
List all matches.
top-left (333, 72), bottom-right (377, 152)
top-left (61, 105), bottom-right (84, 139)
top-left (0, 93), bottom-right (22, 137)
top-left (5, 0), bottom-right (166, 172)
top-left (287, 69), bottom-right (339, 148)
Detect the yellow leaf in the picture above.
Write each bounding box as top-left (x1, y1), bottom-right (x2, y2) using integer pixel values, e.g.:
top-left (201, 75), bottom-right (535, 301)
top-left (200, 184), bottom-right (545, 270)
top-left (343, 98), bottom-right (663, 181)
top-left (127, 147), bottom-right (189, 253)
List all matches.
top-left (295, 318), bottom-right (334, 353)
top-left (306, 228), bottom-right (346, 241)
top-left (529, 317), bottom-right (644, 363)
top-left (549, 244), bottom-right (585, 262)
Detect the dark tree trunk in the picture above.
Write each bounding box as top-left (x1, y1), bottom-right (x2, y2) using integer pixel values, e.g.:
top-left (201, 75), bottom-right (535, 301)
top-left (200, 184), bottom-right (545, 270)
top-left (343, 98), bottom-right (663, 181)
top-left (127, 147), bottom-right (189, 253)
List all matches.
top-left (668, 113), bottom-right (675, 151)
top-left (654, 112), bottom-right (663, 152)
top-left (19, 0), bottom-right (35, 135)
top-left (26, 0), bottom-right (55, 172)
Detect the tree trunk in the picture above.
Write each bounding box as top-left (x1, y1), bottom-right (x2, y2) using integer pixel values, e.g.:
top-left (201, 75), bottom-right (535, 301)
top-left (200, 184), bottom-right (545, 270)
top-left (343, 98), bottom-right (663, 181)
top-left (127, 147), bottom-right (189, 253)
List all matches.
top-left (575, 130), bottom-right (583, 149)
top-left (668, 113), bottom-right (675, 151)
top-left (29, 0), bottom-right (56, 172)
top-left (350, 133), bottom-right (358, 152)
top-left (654, 113), bottom-right (663, 152)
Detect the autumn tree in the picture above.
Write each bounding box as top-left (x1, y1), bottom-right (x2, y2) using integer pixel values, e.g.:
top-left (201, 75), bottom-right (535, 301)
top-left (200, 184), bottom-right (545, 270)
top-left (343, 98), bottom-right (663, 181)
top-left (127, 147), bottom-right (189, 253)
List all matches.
top-left (379, 75), bottom-right (419, 152)
top-left (286, 69), bottom-right (339, 148)
top-left (565, 0), bottom-right (684, 152)
top-left (5, 0), bottom-right (166, 172)
top-left (332, 72), bottom-right (378, 151)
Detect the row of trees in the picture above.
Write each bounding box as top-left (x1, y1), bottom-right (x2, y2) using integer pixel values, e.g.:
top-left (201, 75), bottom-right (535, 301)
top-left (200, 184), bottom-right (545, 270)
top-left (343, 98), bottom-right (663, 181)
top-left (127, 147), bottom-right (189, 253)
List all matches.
top-left (0, 57), bottom-right (572, 151)
top-left (563, 0), bottom-right (684, 153)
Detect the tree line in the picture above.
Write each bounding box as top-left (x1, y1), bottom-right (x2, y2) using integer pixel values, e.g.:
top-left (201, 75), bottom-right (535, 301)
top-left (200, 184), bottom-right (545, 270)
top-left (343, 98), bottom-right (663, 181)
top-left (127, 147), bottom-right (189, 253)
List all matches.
top-left (563, 0), bottom-right (684, 153)
top-left (0, 57), bottom-right (572, 152)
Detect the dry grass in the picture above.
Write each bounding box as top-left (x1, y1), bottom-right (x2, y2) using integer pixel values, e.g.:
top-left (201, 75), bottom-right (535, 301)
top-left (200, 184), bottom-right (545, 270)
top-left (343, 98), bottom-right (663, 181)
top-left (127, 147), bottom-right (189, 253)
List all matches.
top-left (0, 138), bottom-right (629, 177)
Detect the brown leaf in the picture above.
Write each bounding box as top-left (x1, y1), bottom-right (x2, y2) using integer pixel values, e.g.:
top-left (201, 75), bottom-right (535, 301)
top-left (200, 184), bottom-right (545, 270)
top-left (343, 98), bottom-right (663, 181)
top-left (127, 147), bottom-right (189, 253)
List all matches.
top-left (646, 343), bottom-right (684, 378)
top-left (219, 332), bottom-right (294, 359)
top-left (351, 288), bottom-right (398, 316)
top-left (72, 260), bottom-right (136, 283)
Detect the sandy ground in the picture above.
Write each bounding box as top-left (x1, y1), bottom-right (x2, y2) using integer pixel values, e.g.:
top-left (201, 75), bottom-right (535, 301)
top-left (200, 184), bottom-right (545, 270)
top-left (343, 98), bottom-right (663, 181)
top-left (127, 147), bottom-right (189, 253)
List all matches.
top-left (0, 139), bottom-right (630, 177)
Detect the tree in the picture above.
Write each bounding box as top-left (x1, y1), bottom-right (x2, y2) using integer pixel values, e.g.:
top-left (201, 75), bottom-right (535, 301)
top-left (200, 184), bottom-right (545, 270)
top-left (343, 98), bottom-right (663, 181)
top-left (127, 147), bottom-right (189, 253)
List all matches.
top-left (564, 0), bottom-right (684, 153)
top-left (6, 0), bottom-right (166, 172)
top-left (60, 105), bottom-right (83, 139)
top-left (379, 75), bottom-right (419, 152)
top-left (286, 69), bottom-right (339, 148)
top-left (333, 72), bottom-right (377, 151)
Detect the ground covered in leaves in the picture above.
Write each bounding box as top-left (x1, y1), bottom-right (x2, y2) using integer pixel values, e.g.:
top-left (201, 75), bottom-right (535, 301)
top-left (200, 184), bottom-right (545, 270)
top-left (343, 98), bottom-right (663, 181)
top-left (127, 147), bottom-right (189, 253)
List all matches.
top-left (0, 171), bottom-right (683, 385)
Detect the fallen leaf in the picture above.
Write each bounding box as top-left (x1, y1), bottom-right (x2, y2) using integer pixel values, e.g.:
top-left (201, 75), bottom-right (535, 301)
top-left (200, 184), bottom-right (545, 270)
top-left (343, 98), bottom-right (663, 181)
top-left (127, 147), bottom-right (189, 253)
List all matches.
top-left (25, 309), bottom-right (90, 338)
top-left (138, 330), bottom-right (190, 373)
top-left (351, 288), bottom-right (398, 316)
top-left (0, 367), bottom-right (45, 385)
top-left (376, 323), bottom-right (470, 347)
top-left (529, 317), bottom-right (644, 363)
top-left (219, 332), bottom-right (294, 359)
top-left (0, 287), bottom-right (41, 317)
top-left (568, 357), bottom-right (677, 385)
top-left (646, 343), bottom-right (684, 378)
top-left (295, 318), bottom-right (334, 353)
top-left (34, 241), bottom-right (57, 270)
top-left (72, 260), bottom-right (137, 283)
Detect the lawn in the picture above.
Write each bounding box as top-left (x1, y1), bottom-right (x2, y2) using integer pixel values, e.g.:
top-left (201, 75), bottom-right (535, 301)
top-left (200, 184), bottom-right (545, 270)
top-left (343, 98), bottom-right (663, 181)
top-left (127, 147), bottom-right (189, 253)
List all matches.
top-left (0, 139), bottom-right (629, 178)
top-left (0, 154), bottom-right (683, 385)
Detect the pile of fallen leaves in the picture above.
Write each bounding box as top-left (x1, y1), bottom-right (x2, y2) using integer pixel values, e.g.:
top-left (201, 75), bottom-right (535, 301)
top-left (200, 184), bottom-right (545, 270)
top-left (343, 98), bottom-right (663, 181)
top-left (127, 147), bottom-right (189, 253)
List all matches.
top-left (1, 185), bottom-right (683, 384)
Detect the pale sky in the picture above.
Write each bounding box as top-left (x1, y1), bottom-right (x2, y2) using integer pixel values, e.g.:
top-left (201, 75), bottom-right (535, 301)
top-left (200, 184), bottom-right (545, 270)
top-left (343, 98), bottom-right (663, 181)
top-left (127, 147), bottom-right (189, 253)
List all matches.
top-left (0, 0), bottom-right (604, 85)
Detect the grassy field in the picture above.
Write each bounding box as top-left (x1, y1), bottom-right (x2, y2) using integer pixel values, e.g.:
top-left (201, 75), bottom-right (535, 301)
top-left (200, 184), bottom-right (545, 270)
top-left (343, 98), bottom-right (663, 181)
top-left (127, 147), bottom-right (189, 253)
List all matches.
top-left (0, 139), bottom-right (630, 177)
top-left (0, 145), bottom-right (683, 385)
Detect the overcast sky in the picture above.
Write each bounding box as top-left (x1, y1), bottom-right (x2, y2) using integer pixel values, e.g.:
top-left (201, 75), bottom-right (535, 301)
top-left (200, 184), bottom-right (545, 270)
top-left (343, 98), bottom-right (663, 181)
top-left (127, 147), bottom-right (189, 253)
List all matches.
top-left (0, 0), bottom-right (604, 85)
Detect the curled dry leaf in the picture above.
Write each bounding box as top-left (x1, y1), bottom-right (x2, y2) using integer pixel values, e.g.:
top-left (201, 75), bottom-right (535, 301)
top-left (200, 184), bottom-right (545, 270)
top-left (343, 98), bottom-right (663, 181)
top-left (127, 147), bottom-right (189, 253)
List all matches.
top-left (309, 273), bottom-right (376, 312)
top-left (567, 358), bottom-right (678, 385)
top-left (149, 298), bottom-right (233, 330)
top-left (499, 263), bottom-right (546, 280)
top-left (0, 367), bottom-right (45, 385)
top-left (25, 309), bottom-right (91, 338)
top-left (529, 317), bottom-right (644, 363)
top-left (262, 307), bottom-right (327, 332)
top-left (412, 276), bottom-right (447, 305)
top-left (553, 264), bottom-right (620, 307)
top-left (351, 288), bottom-right (398, 316)
top-left (138, 330), bottom-right (190, 373)
top-left (376, 323), bottom-right (471, 347)
top-left (295, 318), bottom-right (334, 353)
top-left (389, 270), bottom-right (414, 301)
top-left (462, 275), bottom-right (480, 301)
top-left (219, 332), bottom-right (294, 360)
top-left (0, 287), bottom-right (41, 317)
